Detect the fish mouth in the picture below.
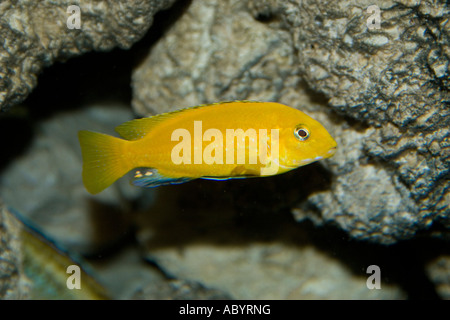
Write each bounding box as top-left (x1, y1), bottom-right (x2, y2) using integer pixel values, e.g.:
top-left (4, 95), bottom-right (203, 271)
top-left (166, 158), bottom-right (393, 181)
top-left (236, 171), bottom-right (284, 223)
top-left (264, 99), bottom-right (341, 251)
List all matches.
top-left (327, 147), bottom-right (337, 156)
top-left (285, 146), bottom-right (337, 168)
top-left (312, 147), bottom-right (337, 162)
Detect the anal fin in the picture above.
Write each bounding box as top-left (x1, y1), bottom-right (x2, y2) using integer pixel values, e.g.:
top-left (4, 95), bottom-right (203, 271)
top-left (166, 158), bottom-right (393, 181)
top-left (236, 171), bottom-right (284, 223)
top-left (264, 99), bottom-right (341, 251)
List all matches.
top-left (132, 168), bottom-right (193, 188)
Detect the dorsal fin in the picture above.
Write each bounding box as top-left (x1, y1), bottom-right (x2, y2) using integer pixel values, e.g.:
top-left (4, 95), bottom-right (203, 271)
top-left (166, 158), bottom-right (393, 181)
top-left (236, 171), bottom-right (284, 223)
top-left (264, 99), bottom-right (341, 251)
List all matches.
top-left (115, 100), bottom-right (259, 141)
top-left (115, 116), bottom-right (165, 141)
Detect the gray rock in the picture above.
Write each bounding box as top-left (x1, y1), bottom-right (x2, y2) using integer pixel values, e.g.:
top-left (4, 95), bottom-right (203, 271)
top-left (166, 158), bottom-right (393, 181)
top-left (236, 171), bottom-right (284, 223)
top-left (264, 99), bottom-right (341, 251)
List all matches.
top-left (426, 254), bottom-right (450, 299)
top-left (131, 0), bottom-right (449, 244)
top-left (136, 183), bottom-right (406, 299)
top-left (0, 0), bottom-right (176, 111)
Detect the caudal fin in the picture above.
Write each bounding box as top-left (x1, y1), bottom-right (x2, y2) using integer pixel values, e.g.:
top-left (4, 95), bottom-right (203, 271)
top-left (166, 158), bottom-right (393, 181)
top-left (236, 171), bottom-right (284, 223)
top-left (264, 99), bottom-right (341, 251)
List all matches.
top-left (78, 130), bottom-right (132, 194)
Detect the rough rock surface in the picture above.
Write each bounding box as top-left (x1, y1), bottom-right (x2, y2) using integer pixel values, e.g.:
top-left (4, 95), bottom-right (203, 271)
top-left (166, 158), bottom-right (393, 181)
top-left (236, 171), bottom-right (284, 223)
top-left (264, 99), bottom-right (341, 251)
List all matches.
top-left (132, 0), bottom-right (449, 244)
top-left (283, 0), bottom-right (449, 242)
top-left (0, 205), bottom-right (30, 299)
top-left (0, 0), bottom-right (176, 111)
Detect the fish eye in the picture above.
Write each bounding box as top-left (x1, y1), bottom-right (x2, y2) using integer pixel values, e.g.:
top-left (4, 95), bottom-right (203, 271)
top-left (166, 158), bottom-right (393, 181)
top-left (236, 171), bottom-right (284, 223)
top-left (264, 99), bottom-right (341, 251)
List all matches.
top-left (294, 126), bottom-right (310, 141)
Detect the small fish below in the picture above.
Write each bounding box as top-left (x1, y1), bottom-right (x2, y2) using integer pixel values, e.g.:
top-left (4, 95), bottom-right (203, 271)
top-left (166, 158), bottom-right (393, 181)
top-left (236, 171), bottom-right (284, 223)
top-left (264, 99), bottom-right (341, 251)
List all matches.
top-left (78, 101), bottom-right (337, 194)
top-left (5, 206), bottom-right (108, 299)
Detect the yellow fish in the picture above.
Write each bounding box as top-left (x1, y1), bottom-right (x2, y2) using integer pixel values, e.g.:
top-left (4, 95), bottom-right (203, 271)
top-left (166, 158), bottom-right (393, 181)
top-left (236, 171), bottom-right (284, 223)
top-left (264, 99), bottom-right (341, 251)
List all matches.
top-left (78, 101), bottom-right (337, 194)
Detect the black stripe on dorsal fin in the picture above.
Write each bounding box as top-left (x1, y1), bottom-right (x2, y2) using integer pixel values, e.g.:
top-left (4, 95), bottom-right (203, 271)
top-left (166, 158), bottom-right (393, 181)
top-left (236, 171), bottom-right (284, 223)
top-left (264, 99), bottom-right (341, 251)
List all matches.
top-left (115, 100), bottom-right (261, 141)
